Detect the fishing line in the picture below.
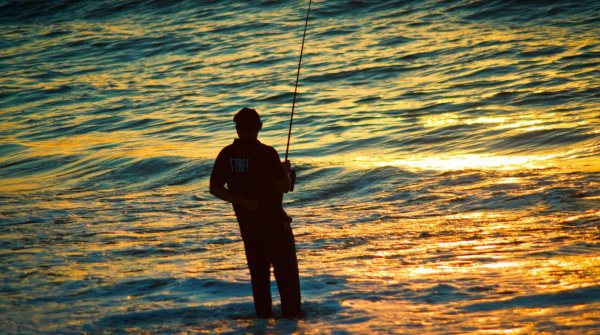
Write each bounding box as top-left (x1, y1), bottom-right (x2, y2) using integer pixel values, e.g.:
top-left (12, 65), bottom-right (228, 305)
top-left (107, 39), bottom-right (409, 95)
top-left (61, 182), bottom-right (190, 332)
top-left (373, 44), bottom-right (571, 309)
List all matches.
top-left (285, 0), bottom-right (312, 161)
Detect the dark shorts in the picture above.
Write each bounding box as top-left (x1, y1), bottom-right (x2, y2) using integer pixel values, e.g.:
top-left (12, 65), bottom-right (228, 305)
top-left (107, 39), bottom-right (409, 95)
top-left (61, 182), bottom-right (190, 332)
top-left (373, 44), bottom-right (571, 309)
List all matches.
top-left (242, 227), bottom-right (301, 318)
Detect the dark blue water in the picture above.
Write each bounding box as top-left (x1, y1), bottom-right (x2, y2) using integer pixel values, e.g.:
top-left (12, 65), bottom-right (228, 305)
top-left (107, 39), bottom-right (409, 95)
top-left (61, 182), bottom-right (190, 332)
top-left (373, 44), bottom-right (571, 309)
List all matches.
top-left (1, 0), bottom-right (599, 333)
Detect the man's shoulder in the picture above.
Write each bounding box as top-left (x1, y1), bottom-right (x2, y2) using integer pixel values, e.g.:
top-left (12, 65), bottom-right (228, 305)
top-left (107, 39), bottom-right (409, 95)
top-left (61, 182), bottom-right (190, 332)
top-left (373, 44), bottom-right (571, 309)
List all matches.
top-left (258, 142), bottom-right (278, 153)
top-left (219, 140), bottom-right (279, 157)
top-left (257, 143), bottom-right (282, 160)
top-left (217, 144), bottom-right (234, 155)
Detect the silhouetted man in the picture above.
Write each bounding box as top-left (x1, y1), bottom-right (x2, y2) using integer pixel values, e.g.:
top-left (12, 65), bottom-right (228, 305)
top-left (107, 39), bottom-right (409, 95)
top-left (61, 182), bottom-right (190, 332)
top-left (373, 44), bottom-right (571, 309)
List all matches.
top-left (209, 107), bottom-right (301, 318)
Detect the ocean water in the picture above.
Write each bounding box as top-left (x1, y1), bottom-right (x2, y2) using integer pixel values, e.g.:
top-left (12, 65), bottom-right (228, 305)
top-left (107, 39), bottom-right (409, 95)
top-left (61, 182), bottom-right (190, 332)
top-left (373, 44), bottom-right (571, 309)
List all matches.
top-left (1, 0), bottom-right (599, 333)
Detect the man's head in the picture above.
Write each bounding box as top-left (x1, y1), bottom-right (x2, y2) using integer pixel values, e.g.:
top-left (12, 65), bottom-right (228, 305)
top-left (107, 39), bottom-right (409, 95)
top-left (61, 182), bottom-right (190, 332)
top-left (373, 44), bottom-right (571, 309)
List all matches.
top-left (234, 107), bottom-right (262, 140)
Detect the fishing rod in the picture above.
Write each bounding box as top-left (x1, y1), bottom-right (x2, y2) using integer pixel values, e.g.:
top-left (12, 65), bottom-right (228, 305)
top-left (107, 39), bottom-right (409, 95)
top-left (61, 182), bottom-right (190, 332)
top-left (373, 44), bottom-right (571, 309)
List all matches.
top-left (285, 0), bottom-right (312, 161)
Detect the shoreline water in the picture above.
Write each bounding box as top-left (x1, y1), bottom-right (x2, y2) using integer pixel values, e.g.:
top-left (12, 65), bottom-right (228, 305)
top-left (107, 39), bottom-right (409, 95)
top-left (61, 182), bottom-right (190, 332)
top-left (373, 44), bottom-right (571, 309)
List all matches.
top-left (1, 0), bottom-right (599, 333)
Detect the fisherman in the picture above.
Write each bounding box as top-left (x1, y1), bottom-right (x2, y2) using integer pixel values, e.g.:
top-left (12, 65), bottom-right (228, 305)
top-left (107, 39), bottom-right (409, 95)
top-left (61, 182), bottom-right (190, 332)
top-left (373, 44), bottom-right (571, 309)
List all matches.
top-left (209, 107), bottom-right (301, 319)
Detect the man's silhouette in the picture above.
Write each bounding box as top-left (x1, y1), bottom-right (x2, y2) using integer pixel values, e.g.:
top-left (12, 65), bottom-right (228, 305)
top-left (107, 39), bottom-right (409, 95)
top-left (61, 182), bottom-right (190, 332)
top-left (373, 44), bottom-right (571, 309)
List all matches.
top-left (209, 107), bottom-right (301, 318)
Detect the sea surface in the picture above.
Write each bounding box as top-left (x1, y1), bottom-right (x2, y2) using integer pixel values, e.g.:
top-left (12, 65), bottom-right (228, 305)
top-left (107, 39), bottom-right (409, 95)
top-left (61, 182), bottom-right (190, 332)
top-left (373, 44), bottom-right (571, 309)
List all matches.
top-left (1, 0), bottom-right (599, 334)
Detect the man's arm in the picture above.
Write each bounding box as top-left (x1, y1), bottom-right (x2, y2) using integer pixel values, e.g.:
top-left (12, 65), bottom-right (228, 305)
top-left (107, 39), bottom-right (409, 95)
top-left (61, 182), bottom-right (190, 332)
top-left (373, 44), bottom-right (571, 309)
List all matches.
top-left (210, 181), bottom-right (258, 211)
top-left (209, 149), bottom-right (258, 211)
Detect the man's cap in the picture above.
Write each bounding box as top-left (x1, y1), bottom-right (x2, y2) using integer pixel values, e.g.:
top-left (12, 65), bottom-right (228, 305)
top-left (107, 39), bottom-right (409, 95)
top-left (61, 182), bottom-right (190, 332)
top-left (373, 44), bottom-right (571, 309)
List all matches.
top-left (234, 107), bottom-right (261, 126)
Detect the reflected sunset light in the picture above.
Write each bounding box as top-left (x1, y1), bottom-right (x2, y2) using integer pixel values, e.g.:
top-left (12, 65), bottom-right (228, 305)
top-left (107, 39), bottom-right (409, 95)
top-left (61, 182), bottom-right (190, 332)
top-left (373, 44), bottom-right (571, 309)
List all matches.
top-left (354, 153), bottom-right (553, 171)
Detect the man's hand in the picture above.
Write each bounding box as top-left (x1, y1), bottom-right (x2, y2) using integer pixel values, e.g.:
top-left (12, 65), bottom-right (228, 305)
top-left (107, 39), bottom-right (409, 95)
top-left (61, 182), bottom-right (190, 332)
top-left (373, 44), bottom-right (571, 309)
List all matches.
top-left (278, 160), bottom-right (296, 193)
top-left (282, 160), bottom-right (292, 176)
top-left (210, 182), bottom-right (259, 211)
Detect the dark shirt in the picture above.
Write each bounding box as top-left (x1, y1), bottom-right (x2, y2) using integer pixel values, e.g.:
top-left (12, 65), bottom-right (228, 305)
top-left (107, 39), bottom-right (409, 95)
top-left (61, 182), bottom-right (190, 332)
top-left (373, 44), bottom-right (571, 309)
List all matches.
top-left (211, 139), bottom-right (291, 239)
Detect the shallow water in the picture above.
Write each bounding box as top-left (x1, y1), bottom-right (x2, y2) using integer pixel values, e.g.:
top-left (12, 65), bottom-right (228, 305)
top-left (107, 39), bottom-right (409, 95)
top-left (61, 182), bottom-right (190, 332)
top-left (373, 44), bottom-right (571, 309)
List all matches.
top-left (1, 0), bottom-right (599, 334)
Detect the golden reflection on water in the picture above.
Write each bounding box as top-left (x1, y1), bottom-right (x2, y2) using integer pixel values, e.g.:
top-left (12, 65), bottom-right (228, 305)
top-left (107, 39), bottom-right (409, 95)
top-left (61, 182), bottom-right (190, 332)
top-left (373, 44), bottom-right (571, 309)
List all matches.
top-left (280, 203), bottom-right (598, 333)
top-left (4, 141), bottom-right (596, 333)
top-left (353, 153), bottom-right (554, 171)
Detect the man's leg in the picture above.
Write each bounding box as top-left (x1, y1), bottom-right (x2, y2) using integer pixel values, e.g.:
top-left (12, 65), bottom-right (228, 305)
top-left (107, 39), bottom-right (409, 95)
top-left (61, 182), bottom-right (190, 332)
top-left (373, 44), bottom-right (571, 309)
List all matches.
top-left (272, 229), bottom-right (301, 318)
top-left (243, 237), bottom-right (273, 318)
